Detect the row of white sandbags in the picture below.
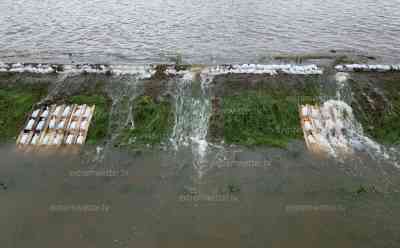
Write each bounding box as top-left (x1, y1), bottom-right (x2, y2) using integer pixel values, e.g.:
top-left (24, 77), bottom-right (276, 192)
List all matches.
top-left (0, 62), bottom-right (155, 79)
top-left (203, 64), bottom-right (323, 75)
top-left (0, 63), bottom-right (55, 73)
top-left (335, 64), bottom-right (400, 72)
top-left (1, 62), bottom-right (324, 76)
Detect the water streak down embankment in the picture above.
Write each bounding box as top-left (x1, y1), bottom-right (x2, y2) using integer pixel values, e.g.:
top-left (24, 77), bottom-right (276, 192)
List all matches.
top-left (170, 73), bottom-right (212, 178)
top-left (332, 73), bottom-right (400, 167)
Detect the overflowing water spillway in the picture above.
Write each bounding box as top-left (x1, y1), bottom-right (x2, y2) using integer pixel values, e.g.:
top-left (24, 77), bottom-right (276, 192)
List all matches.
top-left (170, 72), bottom-right (212, 178)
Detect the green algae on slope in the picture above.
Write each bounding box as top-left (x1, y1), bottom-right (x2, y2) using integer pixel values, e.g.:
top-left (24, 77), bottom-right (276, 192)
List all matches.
top-left (116, 95), bottom-right (174, 149)
top-left (0, 85), bottom-right (48, 141)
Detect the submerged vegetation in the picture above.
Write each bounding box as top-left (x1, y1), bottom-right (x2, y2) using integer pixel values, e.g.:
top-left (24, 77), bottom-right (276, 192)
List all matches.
top-left (0, 85), bottom-right (48, 141)
top-left (116, 95), bottom-right (173, 149)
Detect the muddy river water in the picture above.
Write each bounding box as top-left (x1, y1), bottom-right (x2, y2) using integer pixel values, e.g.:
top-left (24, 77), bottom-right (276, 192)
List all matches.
top-left (1, 140), bottom-right (400, 247)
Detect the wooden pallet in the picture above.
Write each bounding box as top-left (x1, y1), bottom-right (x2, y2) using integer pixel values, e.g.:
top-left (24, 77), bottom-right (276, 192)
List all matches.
top-left (16, 103), bottom-right (96, 150)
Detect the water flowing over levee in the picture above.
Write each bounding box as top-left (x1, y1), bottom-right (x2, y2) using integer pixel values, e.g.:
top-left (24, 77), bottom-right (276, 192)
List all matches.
top-left (170, 73), bottom-right (212, 178)
top-left (328, 74), bottom-right (400, 166)
top-left (104, 76), bottom-right (143, 155)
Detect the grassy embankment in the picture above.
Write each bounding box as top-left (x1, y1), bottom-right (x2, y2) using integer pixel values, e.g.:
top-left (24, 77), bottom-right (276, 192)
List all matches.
top-left (351, 75), bottom-right (400, 145)
top-left (214, 77), bottom-right (320, 148)
top-left (372, 79), bottom-right (400, 144)
top-left (116, 95), bottom-right (174, 149)
top-left (0, 84), bottom-right (48, 142)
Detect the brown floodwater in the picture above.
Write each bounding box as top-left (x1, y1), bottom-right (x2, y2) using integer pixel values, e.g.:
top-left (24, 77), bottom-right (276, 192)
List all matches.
top-left (1, 142), bottom-right (400, 247)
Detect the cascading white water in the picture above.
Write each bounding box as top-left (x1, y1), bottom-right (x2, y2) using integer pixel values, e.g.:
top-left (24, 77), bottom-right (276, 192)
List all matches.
top-left (104, 77), bottom-right (143, 154)
top-left (170, 72), bottom-right (212, 178)
top-left (329, 74), bottom-right (399, 166)
top-left (335, 72), bottom-right (349, 101)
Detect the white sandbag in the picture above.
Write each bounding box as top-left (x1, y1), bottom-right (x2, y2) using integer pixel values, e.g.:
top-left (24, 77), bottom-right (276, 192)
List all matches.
top-left (80, 120), bottom-right (88, 130)
top-left (53, 134), bottom-right (63, 145)
top-left (54, 106), bottom-right (62, 116)
top-left (40, 110), bottom-right (49, 118)
top-left (32, 109), bottom-right (40, 118)
top-left (31, 134), bottom-right (40, 145)
top-left (69, 121), bottom-right (77, 129)
top-left (20, 134), bottom-right (30, 144)
top-left (336, 64), bottom-right (400, 72)
top-left (25, 119), bottom-right (35, 130)
top-left (57, 120), bottom-right (65, 129)
top-left (84, 108), bottom-right (92, 118)
top-left (77, 135), bottom-right (84, 144)
top-left (62, 106), bottom-right (71, 117)
top-left (66, 134), bottom-right (74, 144)
top-left (36, 120), bottom-right (46, 131)
top-left (74, 106), bottom-right (83, 117)
top-left (49, 119), bottom-right (56, 129)
top-left (42, 134), bottom-right (51, 145)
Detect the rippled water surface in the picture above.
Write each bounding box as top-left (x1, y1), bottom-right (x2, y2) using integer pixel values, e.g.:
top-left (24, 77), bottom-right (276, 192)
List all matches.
top-left (0, 0), bottom-right (399, 63)
top-left (2, 143), bottom-right (400, 247)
